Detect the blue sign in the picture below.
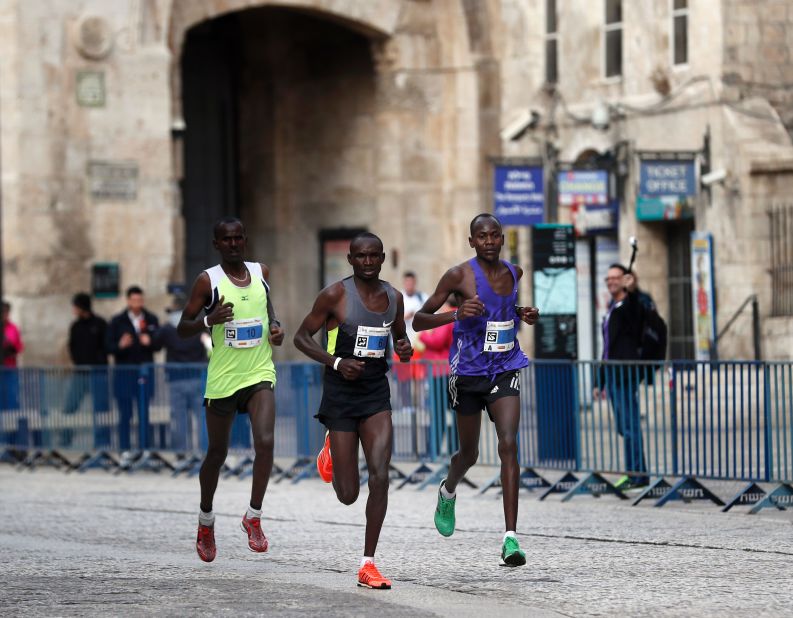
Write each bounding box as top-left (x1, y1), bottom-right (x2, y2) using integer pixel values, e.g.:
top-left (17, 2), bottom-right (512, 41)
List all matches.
top-left (558, 170), bottom-right (616, 236)
top-left (493, 165), bottom-right (544, 225)
top-left (637, 159), bottom-right (696, 220)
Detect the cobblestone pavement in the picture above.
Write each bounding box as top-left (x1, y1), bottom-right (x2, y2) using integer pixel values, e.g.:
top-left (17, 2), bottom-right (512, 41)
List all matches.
top-left (1, 462), bottom-right (792, 617)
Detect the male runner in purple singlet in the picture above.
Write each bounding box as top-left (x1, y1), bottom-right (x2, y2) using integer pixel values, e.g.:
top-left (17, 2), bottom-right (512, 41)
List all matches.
top-left (413, 214), bottom-right (539, 566)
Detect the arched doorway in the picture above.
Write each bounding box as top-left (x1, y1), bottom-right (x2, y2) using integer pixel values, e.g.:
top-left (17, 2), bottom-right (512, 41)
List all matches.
top-left (180, 7), bottom-right (379, 305)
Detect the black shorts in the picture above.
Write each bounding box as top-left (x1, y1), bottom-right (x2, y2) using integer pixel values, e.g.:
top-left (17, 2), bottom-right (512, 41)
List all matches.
top-left (448, 370), bottom-right (521, 420)
top-left (316, 373), bottom-right (392, 432)
top-left (204, 381), bottom-right (273, 416)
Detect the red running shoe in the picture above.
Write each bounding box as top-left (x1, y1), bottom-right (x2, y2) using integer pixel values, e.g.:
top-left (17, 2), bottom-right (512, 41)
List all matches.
top-left (317, 431), bottom-right (333, 483)
top-left (241, 514), bottom-right (269, 553)
top-left (196, 524), bottom-right (216, 562)
top-left (357, 562), bottom-right (392, 589)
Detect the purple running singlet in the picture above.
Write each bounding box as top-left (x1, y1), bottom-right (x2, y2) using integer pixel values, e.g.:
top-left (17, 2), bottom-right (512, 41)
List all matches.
top-left (449, 258), bottom-right (529, 378)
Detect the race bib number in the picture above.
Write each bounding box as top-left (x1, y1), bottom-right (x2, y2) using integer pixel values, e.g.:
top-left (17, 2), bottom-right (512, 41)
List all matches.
top-left (224, 317), bottom-right (263, 348)
top-left (483, 320), bottom-right (515, 352)
top-left (353, 325), bottom-right (389, 358)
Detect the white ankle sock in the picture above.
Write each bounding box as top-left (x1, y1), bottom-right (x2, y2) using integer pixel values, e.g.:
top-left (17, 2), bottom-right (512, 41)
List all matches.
top-left (199, 510), bottom-right (215, 527)
top-left (360, 556), bottom-right (374, 568)
top-left (440, 481), bottom-right (455, 499)
top-left (504, 530), bottom-right (516, 541)
top-left (246, 505), bottom-right (262, 520)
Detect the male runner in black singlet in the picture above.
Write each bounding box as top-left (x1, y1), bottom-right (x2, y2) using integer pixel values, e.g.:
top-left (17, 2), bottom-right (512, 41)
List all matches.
top-left (294, 232), bottom-right (413, 589)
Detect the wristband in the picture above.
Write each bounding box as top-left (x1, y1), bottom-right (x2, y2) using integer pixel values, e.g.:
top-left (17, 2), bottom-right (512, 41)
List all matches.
top-left (333, 357), bottom-right (342, 371)
top-left (203, 315), bottom-right (210, 328)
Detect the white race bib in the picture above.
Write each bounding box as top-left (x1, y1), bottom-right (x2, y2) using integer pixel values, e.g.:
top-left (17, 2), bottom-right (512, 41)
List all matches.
top-left (354, 325), bottom-right (389, 358)
top-left (224, 317), bottom-right (263, 348)
top-left (483, 320), bottom-right (515, 353)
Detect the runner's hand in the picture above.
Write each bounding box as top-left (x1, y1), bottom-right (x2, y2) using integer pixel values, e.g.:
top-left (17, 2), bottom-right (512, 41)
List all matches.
top-left (207, 295), bottom-right (234, 325)
top-left (517, 306), bottom-right (540, 325)
top-left (395, 338), bottom-right (413, 363)
top-left (338, 358), bottom-right (365, 381)
top-left (268, 323), bottom-right (284, 346)
top-left (457, 294), bottom-right (485, 320)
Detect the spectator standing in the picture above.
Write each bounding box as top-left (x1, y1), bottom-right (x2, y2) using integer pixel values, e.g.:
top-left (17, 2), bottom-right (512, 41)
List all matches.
top-left (106, 286), bottom-right (159, 451)
top-left (153, 295), bottom-right (210, 451)
top-left (1, 301), bottom-right (24, 411)
top-left (401, 271), bottom-right (428, 345)
top-left (64, 293), bottom-right (110, 446)
top-left (594, 264), bottom-right (649, 490)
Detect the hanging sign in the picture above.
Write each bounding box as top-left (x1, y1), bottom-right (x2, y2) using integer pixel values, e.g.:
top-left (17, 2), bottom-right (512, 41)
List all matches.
top-left (637, 154), bottom-right (696, 221)
top-left (493, 165), bottom-right (545, 226)
top-left (558, 170), bottom-right (616, 236)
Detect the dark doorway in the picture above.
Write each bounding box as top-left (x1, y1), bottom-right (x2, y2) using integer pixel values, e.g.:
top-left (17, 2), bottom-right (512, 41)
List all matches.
top-left (181, 15), bottom-right (242, 284)
top-left (667, 219), bottom-right (695, 359)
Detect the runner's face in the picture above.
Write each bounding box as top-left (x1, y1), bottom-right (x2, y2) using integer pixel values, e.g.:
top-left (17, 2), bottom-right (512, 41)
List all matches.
top-left (348, 239), bottom-right (385, 280)
top-left (469, 219), bottom-right (504, 260)
top-left (213, 223), bottom-right (246, 263)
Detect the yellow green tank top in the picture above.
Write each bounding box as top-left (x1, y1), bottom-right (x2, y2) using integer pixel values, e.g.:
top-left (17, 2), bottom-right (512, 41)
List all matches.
top-left (203, 262), bottom-right (276, 399)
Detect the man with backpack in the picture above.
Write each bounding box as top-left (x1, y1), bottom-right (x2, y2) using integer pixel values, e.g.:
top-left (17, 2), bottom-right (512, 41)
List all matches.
top-left (594, 264), bottom-right (651, 490)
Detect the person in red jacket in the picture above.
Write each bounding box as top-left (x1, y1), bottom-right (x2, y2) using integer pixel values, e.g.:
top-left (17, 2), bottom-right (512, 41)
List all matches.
top-left (417, 296), bottom-right (457, 458)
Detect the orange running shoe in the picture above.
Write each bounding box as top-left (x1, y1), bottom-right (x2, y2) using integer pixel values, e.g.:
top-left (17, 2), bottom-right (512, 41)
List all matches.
top-left (241, 514), bottom-right (269, 553)
top-left (357, 561), bottom-right (392, 589)
top-left (196, 524), bottom-right (216, 562)
top-left (317, 431), bottom-right (333, 483)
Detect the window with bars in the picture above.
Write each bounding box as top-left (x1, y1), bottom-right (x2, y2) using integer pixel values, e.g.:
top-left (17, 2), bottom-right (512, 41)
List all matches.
top-left (604, 0), bottom-right (622, 78)
top-left (672, 0), bottom-right (688, 66)
top-left (545, 0), bottom-right (558, 84)
top-left (769, 205), bottom-right (793, 316)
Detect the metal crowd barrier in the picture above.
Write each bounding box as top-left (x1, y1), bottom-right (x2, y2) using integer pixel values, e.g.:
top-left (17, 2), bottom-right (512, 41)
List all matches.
top-left (1, 360), bottom-right (792, 486)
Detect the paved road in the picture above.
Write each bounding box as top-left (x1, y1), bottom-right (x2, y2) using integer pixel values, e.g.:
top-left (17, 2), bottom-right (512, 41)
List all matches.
top-left (1, 463), bottom-right (792, 616)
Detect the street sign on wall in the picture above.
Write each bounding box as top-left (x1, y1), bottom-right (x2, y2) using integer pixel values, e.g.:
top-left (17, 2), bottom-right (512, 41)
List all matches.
top-left (493, 165), bottom-right (545, 225)
top-left (637, 154), bottom-right (697, 221)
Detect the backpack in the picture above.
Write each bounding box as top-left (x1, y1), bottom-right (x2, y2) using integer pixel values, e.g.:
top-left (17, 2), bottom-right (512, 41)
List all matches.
top-left (636, 303), bottom-right (667, 385)
top-left (640, 305), bottom-right (667, 362)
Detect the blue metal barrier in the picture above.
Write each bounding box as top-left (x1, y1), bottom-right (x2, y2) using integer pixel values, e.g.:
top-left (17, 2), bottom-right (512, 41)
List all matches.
top-left (2, 360), bottom-right (792, 484)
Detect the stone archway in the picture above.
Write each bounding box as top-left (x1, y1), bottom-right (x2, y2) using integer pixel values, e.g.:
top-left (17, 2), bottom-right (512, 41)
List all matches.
top-left (167, 0), bottom-right (488, 357)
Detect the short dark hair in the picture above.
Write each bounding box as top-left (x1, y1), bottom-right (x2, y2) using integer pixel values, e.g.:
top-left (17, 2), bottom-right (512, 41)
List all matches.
top-left (470, 213), bottom-right (501, 235)
top-left (349, 232), bottom-right (383, 252)
top-left (72, 292), bottom-right (92, 312)
top-left (608, 263), bottom-right (629, 275)
top-left (213, 216), bottom-right (244, 239)
top-left (403, 271), bottom-right (416, 279)
top-left (126, 285), bottom-right (144, 297)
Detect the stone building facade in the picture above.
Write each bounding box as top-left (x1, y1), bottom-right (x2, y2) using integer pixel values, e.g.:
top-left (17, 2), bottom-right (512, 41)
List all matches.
top-left (0, 0), bottom-right (791, 364)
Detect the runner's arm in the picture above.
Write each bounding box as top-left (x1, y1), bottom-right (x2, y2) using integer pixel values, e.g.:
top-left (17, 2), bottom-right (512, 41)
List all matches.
top-left (293, 284), bottom-right (344, 368)
top-left (261, 263), bottom-right (284, 346)
top-left (413, 266), bottom-right (485, 330)
top-left (511, 265), bottom-right (540, 325)
top-left (391, 292), bottom-right (413, 363)
top-left (177, 273), bottom-right (232, 338)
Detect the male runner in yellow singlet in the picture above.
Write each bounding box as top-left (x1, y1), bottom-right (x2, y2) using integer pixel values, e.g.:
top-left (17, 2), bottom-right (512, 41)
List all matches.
top-left (178, 217), bottom-right (284, 562)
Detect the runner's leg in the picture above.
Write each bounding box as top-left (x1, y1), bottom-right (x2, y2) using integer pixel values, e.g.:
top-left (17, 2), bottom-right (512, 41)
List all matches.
top-left (330, 428), bottom-right (361, 505)
top-left (488, 396), bottom-right (521, 531)
top-left (246, 388), bottom-right (276, 510)
top-left (358, 410), bottom-right (392, 557)
top-left (199, 407), bottom-right (236, 512)
top-left (443, 412), bottom-right (481, 493)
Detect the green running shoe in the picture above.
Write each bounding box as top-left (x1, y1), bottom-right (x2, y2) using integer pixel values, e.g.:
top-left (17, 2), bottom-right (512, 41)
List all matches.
top-left (614, 475), bottom-right (631, 491)
top-left (434, 480), bottom-right (456, 537)
top-left (500, 536), bottom-right (526, 567)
